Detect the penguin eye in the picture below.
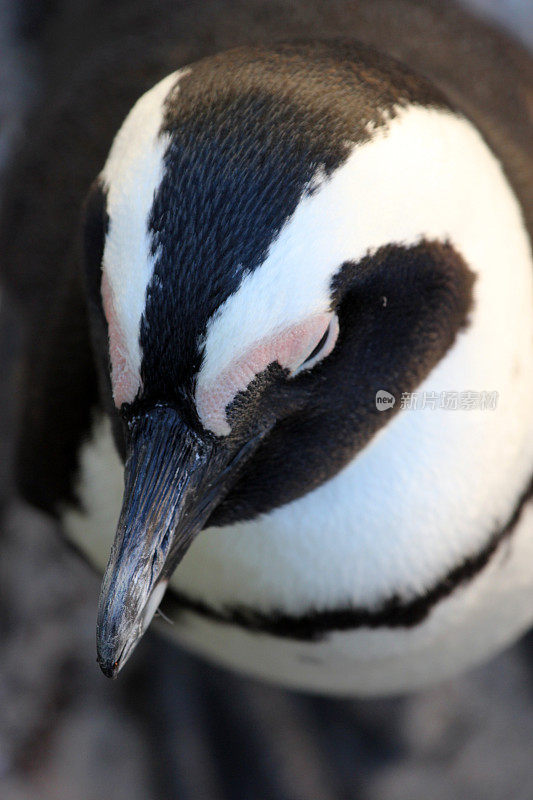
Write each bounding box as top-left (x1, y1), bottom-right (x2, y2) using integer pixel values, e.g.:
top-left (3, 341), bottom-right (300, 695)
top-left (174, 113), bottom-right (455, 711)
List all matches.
top-left (196, 313), bottom-right (340, 436)
top-left (291, 313), bottom-right (339, 376)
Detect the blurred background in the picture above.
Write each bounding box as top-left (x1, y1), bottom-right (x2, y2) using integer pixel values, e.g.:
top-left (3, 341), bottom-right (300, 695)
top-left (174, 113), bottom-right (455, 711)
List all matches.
top-left (1, 2), bottom-right (532, 798)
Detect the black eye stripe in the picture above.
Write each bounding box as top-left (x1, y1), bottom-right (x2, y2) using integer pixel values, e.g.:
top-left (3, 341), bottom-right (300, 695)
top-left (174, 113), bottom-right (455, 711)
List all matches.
top-left (301, 323), bottom-right (331, 366)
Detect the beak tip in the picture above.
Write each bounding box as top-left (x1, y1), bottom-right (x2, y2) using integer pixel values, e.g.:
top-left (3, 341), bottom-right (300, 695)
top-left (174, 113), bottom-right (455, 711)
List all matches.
top-left (96, 626), bottom-right (124, 679)
top-left (97, 654), bottom-right (122, 679)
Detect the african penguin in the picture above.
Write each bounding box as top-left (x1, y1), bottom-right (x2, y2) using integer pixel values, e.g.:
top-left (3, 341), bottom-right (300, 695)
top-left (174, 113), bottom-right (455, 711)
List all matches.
top-left (3, 1), bottom-right (533, 695)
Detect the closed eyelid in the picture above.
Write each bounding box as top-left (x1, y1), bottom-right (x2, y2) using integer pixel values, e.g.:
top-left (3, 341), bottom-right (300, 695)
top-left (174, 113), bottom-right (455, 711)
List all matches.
top-left (302, 325), bottom-right (331, 365)
top-left (290, 314), bottom-right (339, 376)
top-left (195, 313), bottom-right (337, 436)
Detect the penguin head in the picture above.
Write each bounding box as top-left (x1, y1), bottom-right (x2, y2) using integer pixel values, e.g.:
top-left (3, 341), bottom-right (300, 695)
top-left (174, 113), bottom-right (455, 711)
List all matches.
top-left (82, 42), bottom-right (519, 677)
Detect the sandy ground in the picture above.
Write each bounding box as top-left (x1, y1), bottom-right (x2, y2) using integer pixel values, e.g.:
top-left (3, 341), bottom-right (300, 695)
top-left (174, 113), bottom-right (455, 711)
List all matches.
top-left (1, 2), bottom-right (533, 798)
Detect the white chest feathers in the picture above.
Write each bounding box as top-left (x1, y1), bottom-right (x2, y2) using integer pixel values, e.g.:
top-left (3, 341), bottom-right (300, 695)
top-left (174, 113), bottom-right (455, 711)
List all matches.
top-left (63, 400), bottom-right (533, 694)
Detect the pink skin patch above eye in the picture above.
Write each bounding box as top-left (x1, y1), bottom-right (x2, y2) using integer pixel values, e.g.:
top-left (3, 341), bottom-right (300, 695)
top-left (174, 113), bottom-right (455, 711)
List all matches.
top-left (101, 272), bottom-right (142, 408)
top-left (196, 313), bottom-right (338, 437)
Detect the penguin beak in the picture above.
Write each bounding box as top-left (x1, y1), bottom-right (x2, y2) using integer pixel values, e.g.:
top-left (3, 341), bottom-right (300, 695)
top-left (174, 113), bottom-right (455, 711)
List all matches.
top-left (96, 405), bottom-right (262, 678)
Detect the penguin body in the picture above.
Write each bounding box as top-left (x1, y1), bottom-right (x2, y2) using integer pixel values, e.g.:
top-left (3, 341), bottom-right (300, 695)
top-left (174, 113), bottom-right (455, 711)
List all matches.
top-left (3, 2), bottom-right (533, 694)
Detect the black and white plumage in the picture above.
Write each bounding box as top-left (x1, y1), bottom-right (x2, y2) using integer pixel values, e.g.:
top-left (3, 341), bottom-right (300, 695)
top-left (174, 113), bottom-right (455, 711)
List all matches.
top-left (2, 0), bottom-right (533, 693)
